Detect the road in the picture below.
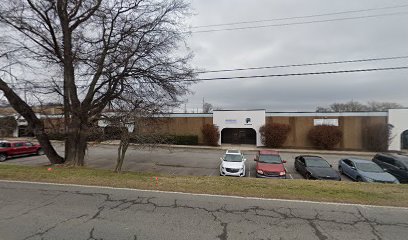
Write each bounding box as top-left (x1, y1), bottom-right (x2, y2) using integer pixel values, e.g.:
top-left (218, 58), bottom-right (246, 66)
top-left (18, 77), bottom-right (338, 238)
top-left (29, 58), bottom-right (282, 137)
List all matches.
top-left (0, 180), bottom-right (407, 240)
top-left (1, 143), bottom-right (373, 180)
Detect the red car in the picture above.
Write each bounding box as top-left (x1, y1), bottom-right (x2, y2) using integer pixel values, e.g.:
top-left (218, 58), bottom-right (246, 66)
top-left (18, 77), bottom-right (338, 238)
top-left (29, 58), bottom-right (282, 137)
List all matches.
top-left (254, 150), bottom-right (287, 178)
top-left (0, 141), bottom-right (44, 162)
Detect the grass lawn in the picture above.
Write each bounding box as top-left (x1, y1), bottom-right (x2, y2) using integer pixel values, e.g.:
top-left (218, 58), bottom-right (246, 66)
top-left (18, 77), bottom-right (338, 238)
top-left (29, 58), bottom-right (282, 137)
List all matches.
top-left (1, 164), bottom-right (407, 207)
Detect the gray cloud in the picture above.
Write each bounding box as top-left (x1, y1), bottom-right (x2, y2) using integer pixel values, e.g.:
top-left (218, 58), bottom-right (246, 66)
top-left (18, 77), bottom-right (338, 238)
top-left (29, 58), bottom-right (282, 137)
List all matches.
top-left (183, 0), bottom-right (408, 112)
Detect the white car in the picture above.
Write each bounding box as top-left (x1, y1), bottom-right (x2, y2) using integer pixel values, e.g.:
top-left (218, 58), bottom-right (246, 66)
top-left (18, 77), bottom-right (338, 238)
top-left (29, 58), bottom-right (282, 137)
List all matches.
top-left (219, 150), bottom-right (246, 177)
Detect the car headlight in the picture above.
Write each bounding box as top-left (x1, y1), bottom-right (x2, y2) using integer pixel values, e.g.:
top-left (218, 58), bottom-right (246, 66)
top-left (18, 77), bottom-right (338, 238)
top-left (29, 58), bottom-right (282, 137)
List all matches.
top-left (257, 170), bottom-right (264, 175)
top-left (279, 171), bottom-right (285, 176)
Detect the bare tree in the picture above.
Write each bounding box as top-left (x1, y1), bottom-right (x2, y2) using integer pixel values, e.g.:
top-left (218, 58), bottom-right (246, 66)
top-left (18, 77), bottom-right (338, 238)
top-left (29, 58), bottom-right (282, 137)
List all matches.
top-left (203, 102), bottom-right (213, 113)
top-left (102, 91), bottom-right (180, 173)
top-left (366, 101), bottom-right (403, 112)
top-left (0, 0), bottom-right (195, 166)
top-left (316, 101), bottom-right (404, 112)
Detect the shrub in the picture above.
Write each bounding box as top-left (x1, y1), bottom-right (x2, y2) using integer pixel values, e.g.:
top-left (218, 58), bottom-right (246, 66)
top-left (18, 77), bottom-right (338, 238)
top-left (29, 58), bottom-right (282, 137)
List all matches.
top-left (170, 135), bottom-right (198, 145)
top-left (259, 123), bottom-right (291, 147)
top-left (0, 116), bottom-right (17, 137)
top-left (363, 123), bottom-right (392, 151)
top-left (47, 128), bottom-right (105, 142)
top-left (201, 124), bottom-right (220, 146)
top-left (129, 134), bottom-right (198, 145)
top-left (308, 125), bottom-right (343, 150)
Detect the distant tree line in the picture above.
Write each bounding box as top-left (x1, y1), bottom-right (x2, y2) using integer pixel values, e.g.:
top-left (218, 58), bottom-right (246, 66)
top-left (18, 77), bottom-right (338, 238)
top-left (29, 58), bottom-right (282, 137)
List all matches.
top-left (316, 101), bottom-right (404, 112)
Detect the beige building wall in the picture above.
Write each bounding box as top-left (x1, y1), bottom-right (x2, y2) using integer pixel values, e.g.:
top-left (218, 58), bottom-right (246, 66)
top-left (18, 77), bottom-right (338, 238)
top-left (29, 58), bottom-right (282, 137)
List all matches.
top-left (266, 116), bottom-right (387, 150)
top-left (149, 115), bottom-right (388, 150)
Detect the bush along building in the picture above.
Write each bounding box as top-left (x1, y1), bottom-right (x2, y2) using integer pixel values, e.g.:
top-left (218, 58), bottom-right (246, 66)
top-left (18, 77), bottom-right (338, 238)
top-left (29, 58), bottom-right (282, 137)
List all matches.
top-left (1, 109), bottom-right (407, 152)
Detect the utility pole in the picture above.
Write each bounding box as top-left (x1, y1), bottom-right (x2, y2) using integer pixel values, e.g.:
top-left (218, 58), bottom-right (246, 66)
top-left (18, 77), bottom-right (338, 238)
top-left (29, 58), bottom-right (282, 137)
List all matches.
top-left (202, 97), bottom-right (204, 113)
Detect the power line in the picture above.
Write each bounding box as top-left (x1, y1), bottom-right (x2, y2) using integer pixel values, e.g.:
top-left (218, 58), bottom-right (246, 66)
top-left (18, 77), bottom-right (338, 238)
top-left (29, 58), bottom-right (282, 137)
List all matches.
top-left (192, 4), bottom-right (408, 29)
top-left (191, 12), bottom-right (408, 33)
top-left (6, 65), bottom-right (408, 89)
top-left (196, 55), bottom-right (408, 74)
top-left (8, 54), bottom-right (408, 86)
top-left (170, 66), bottom-right (408, 82)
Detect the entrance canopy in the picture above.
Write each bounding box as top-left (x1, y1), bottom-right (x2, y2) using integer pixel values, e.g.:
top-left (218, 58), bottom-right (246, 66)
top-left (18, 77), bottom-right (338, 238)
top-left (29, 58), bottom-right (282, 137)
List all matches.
top-left (213, 110), bottom-right (265, 146)
top-left (389, 109), bottom-right (408, 151)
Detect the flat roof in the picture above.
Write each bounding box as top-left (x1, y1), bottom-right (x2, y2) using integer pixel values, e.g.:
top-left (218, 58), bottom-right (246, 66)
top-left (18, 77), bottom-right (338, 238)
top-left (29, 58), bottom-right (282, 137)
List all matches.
top-left (265, 112), bottom-right (388, 117)
top-left (213, 109), bottom-right (266, 112)
top-left (163, 111), bottom-right (388, 118)
top-left (1, 111), bottom-right (390, 119)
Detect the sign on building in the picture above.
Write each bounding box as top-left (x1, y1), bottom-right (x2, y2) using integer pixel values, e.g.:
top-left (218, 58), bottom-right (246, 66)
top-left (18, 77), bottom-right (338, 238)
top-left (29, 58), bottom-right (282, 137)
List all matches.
top-left (313, 119), bottom-right (339, 126)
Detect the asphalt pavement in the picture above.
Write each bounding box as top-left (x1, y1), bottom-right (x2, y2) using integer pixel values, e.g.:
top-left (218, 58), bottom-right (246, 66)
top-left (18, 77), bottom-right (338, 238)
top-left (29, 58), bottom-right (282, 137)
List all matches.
top-left (1, 143), bottom-right (373, 181)
top-left (0, 180), bottom-right (407, 240)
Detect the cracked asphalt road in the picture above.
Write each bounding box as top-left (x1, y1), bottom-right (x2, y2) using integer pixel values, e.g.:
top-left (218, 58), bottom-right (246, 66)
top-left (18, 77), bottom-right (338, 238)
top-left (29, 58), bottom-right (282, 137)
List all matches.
top-left (1, 181), bottom-right (407, 240)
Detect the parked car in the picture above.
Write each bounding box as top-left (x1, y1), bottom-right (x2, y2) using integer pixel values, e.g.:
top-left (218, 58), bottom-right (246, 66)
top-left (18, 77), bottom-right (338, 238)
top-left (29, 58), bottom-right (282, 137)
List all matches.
top-left (219, 149), bottom-right (246, 177)
top-left (294, 155), bottom-right (341, 181)
top-left (0, 141), bottom-right (44, 162)
top-left (338, 158), bottom-right (399, 183)
top-left (254, 150), bottom-right (286, 178)
top-left (372, 153), bottom-right (408, 184)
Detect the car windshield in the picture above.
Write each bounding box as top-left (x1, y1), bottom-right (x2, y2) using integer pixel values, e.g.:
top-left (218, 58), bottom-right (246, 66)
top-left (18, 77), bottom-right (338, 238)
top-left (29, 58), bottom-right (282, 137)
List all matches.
top-left (259, 155), bottom-right (282, 164)
top-left (305, 158), bottom-right (330, 168)
top-left (355, 162), bottom-right (384, 172)
top-left (224, 154), bottom-right (243, 162)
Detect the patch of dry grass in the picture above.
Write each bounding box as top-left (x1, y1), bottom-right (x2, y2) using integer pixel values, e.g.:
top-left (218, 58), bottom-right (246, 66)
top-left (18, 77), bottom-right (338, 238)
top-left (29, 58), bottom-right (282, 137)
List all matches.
top-left (1, 164), bottom-right (407, 207)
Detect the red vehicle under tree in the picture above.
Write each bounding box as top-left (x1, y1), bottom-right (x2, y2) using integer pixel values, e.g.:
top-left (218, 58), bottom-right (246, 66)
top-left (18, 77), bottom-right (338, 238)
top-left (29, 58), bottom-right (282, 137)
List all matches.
top-left (254, 150), bottom-right (287, 178)
top-left (0, 141), bottom-right (44, 162)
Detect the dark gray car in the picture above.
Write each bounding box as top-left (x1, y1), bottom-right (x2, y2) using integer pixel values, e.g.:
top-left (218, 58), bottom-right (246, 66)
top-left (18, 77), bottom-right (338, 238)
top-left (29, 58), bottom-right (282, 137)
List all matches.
top-left (294, 155), bottom-right (341, 181)
top-left (372, 153), bottom-right (408, 184)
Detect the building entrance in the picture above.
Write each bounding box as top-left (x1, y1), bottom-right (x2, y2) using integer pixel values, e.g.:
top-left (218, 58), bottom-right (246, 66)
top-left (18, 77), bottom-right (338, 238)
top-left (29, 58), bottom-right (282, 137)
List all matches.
top-left (221, 128), bottom-right (256, 145)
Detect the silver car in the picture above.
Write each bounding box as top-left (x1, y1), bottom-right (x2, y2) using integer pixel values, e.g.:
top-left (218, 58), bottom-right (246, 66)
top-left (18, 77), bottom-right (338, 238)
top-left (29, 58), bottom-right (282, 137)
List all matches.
top-left (338, 158), bottom-right (399, 183)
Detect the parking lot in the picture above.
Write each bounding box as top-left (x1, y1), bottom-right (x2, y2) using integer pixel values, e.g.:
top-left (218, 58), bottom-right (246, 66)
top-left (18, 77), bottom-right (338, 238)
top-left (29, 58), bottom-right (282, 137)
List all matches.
top-left (0, 143), bottom-right (374, 181)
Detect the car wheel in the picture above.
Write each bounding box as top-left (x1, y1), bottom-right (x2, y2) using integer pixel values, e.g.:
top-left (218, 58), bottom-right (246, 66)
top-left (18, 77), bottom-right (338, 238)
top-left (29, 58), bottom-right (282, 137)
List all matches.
top-left (338, 166), bottom-right (343, 174)
top-left (356, 176), bottom-right (362, 182)
top-left (305, 172), bottom-right (312, 180)
top-left (37, 149), bottom-right (45, 155)
top-left (0, 154), bottom-right (7, 162)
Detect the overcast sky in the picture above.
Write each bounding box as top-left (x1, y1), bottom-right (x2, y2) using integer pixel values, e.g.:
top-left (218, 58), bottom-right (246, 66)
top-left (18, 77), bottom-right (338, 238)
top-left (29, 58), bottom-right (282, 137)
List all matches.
top-left (180, 0), bottom-right (408, 112)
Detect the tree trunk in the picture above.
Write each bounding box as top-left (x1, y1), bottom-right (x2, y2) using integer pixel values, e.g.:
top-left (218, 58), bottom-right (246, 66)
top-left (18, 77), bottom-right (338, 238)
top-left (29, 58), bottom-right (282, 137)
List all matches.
top-left (0, 78), bottom-right (64, 164)
top-left (64, 116), bottom-right (88, 166)
top-left (115, 131), bottom-right (130, 173)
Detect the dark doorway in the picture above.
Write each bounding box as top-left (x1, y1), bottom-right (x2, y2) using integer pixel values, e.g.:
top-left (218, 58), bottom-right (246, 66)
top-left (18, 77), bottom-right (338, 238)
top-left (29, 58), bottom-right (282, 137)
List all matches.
top-left (402, 130), bottom-right (408, 150)
top-left (221, 128), bottom-right (256, 145)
